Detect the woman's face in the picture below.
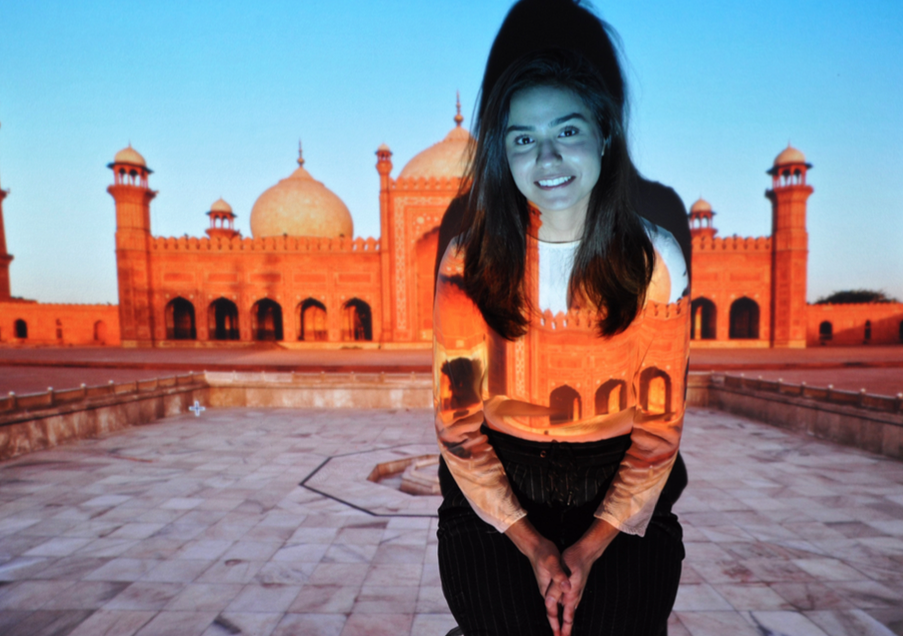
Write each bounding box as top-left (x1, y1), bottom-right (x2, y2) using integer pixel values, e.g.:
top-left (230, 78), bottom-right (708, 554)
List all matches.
top-left (505, 84), bottom-right (604, 226)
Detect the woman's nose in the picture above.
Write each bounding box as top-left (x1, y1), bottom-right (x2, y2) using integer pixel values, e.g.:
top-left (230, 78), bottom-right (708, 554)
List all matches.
top-left (536, 139), bottom-right (562, 166)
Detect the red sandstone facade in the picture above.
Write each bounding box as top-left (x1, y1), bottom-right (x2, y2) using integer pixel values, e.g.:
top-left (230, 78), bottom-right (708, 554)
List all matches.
top-left (0, 114), bottom-right (900, 349)
top-left (688, 146), bottom-right (903, 348)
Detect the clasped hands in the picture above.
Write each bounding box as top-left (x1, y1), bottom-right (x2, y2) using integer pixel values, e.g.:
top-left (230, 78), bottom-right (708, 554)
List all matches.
top-left (506, 517), bottom-right (619, 636)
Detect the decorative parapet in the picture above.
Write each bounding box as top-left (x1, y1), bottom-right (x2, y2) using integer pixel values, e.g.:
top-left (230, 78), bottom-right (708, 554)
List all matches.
top-left (391, 176), bottom-right (466, 191)
top-left (150, 235), bottom-right (379, 253)
top-left (534, 297), bottom-right (688, 333)
top-left (692, 235), bottom-right (771, 252)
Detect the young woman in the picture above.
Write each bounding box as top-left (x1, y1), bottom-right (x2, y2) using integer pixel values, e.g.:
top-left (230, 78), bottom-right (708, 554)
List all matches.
top-left (433, 48), bottom-right (690, 636)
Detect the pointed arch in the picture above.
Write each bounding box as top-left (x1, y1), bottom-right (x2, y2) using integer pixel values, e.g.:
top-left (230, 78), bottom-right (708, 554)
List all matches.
top-left (595, 379), bottom-right (627, 415)
top-left (298, 298), bottom-right (327, 341)
top-left (818, 321), bottom-right (832, 342)
top-left (691, 297), bottom-right (717, 340)
top-left (550, 385), bottom-right (581, 425)
top-left (252, 298), bottom-right (283, 341)
top-left (342, 298), bottom-right (372, 341)
top-left (729, 297), bottom-right (760, 339)
top-left (14, 319), bottom-right (27, 339)
top-left (639, 367), bottom-right (672, 415)
top-left (165, 297), bottom-right (196, 340)
top-left (208, 297), bottom-right (240, 340)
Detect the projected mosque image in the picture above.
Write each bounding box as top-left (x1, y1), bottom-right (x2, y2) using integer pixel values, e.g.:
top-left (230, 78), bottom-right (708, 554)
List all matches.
top-left (0, 106), bottom-right (900, 349)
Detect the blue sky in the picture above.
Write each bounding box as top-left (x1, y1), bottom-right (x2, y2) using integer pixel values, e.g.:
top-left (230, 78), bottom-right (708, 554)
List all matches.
top-left (1, 0), bottom-right (901, 304)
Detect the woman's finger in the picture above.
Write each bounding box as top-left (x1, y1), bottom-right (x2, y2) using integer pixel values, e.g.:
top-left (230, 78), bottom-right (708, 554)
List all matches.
top-left (544, 579), bottom-right (562, 636)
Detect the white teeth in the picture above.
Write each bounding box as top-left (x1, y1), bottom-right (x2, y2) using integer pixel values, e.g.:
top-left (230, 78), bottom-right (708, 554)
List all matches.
top-left (538, 176), bottom-right (571, 187)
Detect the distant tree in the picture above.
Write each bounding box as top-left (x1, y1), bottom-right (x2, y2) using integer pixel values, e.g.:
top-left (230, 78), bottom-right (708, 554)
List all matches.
top-left (815, 289), bottom-right (899, 304)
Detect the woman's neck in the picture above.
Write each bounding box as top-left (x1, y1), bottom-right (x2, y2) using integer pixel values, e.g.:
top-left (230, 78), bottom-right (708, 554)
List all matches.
top-left (534, 205), bottom-right (586, 242)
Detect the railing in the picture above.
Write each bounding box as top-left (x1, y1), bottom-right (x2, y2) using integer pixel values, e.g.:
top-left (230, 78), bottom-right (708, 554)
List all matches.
top-left (0, 373), bottom-right (206, 417)
top-left (717, 373), bottom-right (903, 414)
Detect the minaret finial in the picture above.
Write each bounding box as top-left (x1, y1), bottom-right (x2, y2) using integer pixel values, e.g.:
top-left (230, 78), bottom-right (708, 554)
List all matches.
top-left (454, 91), bottom-right (463, 127)
top-left (297, 140), bottom-right (305, 167)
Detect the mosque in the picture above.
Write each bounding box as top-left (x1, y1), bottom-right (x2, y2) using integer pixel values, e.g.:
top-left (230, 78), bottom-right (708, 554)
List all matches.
top-left (0, 107), bottom-right (900, 349)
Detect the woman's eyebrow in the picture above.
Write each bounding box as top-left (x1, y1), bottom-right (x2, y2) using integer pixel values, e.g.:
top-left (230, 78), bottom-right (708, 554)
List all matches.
top-left (505, 112), bottom-right (587, 135)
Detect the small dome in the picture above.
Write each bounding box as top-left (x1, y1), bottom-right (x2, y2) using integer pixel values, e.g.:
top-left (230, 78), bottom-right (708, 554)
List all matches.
top-left (113, 145), bottom-right (146, 167)
top-left (773, 144), bottom-right (806, 167)
top-left (250, 151), bottom-right (353, 239)
top-left (690, 198), bottom-right (712, 214)
top-left (210, 198), bottom-right (233, 214)
top-left (399, 101), bottom-right (473, 180)
top-left (378, 143), bottom-right (391, 152)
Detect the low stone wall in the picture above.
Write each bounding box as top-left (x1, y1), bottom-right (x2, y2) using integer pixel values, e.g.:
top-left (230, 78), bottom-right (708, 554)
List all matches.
top-left (692, 372), bottom-right (903, 460)
top-left (205, 371), bottom-right (431, 409)
top-left (0, 374), bottom-right (208, 460)
top-left (2, 369), bottom-right (900, 463)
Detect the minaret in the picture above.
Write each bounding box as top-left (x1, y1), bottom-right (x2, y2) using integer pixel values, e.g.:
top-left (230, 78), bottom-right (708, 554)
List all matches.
top-left (107, 145), bottom-right (156, 346)
top-left (766, 144), bottom-right (812, 348)
top-left (0, 122), bottom-right (13, 300)
top-left (376, 142), bottom-right (393, 343)
top-left (205, 198), bottom-right (240, 240)
top-left (688, 197), bottom-right (717, 240)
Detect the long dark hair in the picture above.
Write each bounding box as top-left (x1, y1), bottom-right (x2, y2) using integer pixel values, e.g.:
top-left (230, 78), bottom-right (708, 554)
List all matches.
top-left (459, 48), bottom-right (654, 339)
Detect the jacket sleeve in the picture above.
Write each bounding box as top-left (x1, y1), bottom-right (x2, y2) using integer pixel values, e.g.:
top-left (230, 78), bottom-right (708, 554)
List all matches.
top-left (433, 242), bottom-right (527, 533)
top-left (595, 299), bottom-right (690, 536)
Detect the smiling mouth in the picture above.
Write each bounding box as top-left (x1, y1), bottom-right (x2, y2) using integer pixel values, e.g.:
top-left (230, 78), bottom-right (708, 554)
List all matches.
top-left (536, 176), bottom-right (574, 189)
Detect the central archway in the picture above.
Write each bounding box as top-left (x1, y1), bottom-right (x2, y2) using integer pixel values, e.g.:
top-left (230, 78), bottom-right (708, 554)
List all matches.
top-left (209, 298), bottom-right (240, 340)
top-left (166, 297), bottom-right (196, 340)
top-left (729, 297), bottom-right (760, 339)
top-left (298, 298), bottom-right (328, 341)
top-left (550, 385), bottom-right (581, 425)
top-left (252, 299), bottom-right (283, 341)
top-left (342, 299), bottom-right (372, 341)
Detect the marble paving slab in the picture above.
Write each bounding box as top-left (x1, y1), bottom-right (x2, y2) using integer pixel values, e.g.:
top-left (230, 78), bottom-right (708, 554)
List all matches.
top-left (0, 406), bottom-right (901, 635)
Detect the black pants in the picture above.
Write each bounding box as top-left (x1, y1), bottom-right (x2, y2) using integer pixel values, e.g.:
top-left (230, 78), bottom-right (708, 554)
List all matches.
top-left (437, 428), bottom-right (685, 636)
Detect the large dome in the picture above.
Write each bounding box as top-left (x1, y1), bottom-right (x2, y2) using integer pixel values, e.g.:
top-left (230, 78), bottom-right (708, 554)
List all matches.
top-left (398, 101), bottom-right (473, 180)
top-left (113, 145), bottom-right (146, 167)
top-left (250, 149), bottom-right (353, 239)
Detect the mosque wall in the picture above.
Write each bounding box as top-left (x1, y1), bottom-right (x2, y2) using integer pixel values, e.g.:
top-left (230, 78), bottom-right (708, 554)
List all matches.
top-left (807, 302), bottom-right (903, 347)
top-left (0, 301), bottom-right (120, 345)
top-left (146, 239), bottom-right (381, 346)
top-left (689, 236), bottom-right (773, 347)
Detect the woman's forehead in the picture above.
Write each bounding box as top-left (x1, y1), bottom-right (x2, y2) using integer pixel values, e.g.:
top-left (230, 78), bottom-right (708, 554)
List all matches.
top-left (508, 85), bottom-right (591, 123)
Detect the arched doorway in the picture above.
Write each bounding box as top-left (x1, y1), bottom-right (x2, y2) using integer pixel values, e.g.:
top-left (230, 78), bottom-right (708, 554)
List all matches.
top-left (342, 299), bottom-right (372, 341)
top-left (252, 299), bottom-right (283, 341)
top-left (298, 298), bottom-right (327, 341)
top-left (864, 320), bottom-right (872, 342)
top-left (639, 367), bottom-right (672, 415)
top-left (14, 319), bottom-right (27, 339)
top-left (595, 379), bottom-right (627, 415)
top-left (729, 297), bottom-right (760, 339)
top-left (166, 297), bottom-right (196, 340)
top-left (550, 385), bottom-right (581, 425)
top-left (208, 298), bottom-right (240, 340)
top-left (691, 298), bottom-right (717, 340)
top-left (94, 320), bottom-right (107, 344)
top-left (819, 321), bottom-right (832, 342)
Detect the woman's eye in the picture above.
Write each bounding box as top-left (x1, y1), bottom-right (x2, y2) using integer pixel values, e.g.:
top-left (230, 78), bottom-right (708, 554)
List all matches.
top-left (560, 127), bottom-right (579, 138)
top-left (514, 135), bottom-right (533, 146)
